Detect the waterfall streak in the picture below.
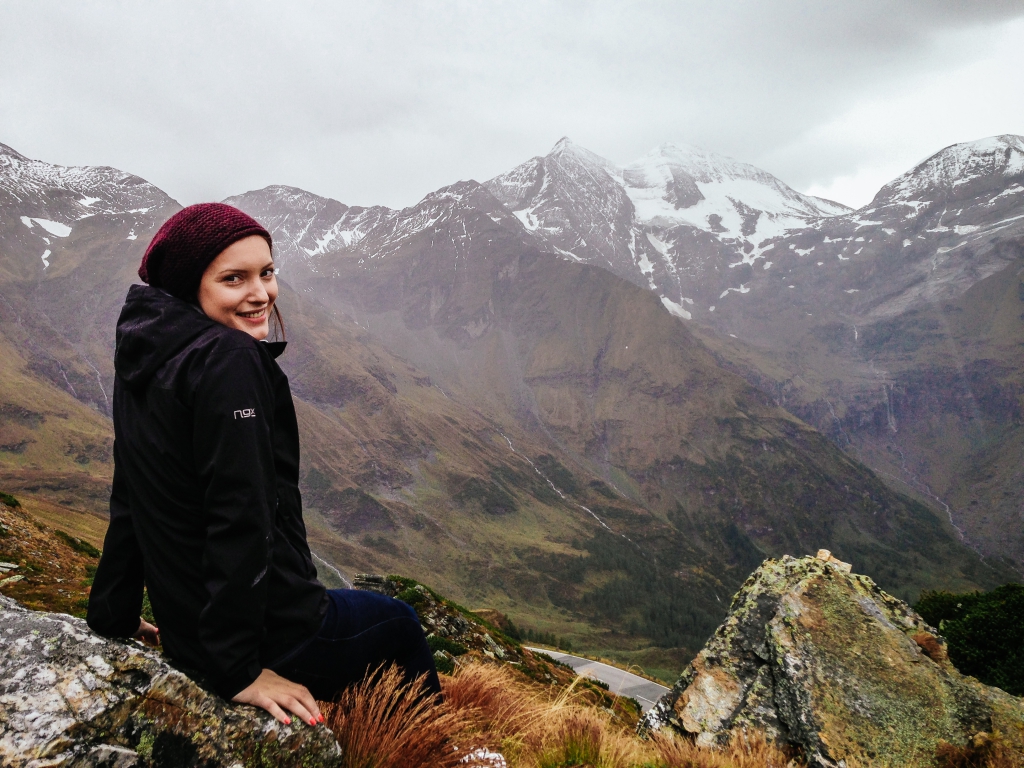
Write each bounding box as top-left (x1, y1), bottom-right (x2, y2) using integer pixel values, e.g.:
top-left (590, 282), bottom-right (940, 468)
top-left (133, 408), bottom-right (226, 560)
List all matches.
top-left (498, 431), bottom-right (632, 543)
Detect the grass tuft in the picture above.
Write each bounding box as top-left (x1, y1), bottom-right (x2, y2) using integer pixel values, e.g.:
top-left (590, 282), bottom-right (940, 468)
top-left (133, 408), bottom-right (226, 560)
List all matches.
top-left (323, 661), bottom-right (799, 767)
top-left (646, 731), bottom-right (798, 768)
top-left (321, 665), bottom-right (466, 768)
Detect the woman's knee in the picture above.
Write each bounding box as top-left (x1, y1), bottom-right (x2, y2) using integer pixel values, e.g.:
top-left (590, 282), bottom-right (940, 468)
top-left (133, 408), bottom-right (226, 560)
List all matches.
top-left (392, 597), bottom-right (420, 624)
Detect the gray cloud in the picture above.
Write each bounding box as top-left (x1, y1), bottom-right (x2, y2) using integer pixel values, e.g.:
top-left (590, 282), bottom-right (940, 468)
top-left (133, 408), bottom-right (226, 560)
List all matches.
top-left (1, 0), bottom-right (1022, 208)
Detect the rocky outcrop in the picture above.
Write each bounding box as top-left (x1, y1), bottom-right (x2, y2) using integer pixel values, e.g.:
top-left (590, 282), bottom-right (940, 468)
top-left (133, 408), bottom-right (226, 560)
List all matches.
top-left (640, 553), bottom-right (1024, 767)
top-left (0, 596), bottom-right (342, 768)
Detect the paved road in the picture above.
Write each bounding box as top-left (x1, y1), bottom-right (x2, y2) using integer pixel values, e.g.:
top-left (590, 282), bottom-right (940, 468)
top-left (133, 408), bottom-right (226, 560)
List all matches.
top-left (526, 647), bottom-right (670, 712)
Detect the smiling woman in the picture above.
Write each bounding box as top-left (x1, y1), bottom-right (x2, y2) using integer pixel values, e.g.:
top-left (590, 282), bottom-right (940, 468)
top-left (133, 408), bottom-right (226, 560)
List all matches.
top-left (87, 203), bottom-right (440, 727)
top-left (197, 235), bottom-right (283, 341)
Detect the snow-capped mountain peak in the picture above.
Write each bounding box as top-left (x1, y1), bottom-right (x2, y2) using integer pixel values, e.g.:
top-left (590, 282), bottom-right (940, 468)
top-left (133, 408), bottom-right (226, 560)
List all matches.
top-left (482, 138), bottom-right (861, 319)
top-left (0, 142), bottom-right (27, 161)
top-left (0, 143), bottom-right (172, 216)
top-left (484, 139), bottom-right (637, 269)
top-left (873, 134), bottom-right (1024, 206)
top-left (224, 185), bottom-right (394, 270)
top-left (549, 136), bottom-right (574, 154)
top-left (548, 136), bottom-right (620, 174)
top-left (222, 132), bottom-right (1024, 342)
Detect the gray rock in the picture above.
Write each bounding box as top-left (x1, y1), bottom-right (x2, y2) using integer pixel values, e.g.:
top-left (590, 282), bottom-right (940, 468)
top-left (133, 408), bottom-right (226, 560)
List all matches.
top-left (81, 745), bottom-right (140, 768)
top-left (640, 555), bottom-right (1024, 767)
top-left (0, 596), bottom-right (342, 767)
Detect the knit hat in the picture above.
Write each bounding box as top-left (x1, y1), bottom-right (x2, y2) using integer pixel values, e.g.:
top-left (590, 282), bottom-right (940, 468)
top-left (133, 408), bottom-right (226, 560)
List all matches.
top-left (138, 203), bottom-right (272, 301)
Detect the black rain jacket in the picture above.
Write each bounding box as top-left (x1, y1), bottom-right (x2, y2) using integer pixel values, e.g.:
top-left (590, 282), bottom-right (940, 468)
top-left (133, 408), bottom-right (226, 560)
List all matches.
top-left (87, 284), bottom-right (327, 698)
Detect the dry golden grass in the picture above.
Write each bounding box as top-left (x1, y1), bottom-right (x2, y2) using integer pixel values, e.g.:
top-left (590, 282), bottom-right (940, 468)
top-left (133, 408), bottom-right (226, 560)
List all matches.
top-left (645, 731), bottom-right (798, 768)
top-left (322, 660), bottom-right (797, 768)
top-left (320, 665), bottom-right (465, 768)
top-left (934, 732), bottom-right (1024, 768)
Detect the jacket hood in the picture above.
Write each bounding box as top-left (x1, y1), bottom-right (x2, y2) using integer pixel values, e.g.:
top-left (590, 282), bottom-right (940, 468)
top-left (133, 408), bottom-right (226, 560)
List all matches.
top-left (114, 284), bottom-right (219, 390)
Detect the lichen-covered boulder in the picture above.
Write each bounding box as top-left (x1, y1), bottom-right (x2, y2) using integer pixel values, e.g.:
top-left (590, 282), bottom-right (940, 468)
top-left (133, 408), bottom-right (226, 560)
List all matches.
top-left (0, 596), bottom-right (342, 767)
top-left (640, 554), bottom-right (1024, 767)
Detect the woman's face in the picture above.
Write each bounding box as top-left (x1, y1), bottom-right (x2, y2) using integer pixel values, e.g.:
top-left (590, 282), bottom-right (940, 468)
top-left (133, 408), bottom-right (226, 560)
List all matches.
top-left (197, 235), bottom-right (278, 340)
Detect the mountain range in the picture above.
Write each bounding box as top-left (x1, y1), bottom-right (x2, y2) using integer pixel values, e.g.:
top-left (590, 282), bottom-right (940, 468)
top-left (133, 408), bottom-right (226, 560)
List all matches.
top-left (228, 133), bottom-right (1024, 572)
top-left (1, 134), bottom-right (1019, 678)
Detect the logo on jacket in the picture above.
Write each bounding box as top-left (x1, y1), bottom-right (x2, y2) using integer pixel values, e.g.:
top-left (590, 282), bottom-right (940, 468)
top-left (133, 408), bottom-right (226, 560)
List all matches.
top-left (234, 408), bottom-right (256, 419)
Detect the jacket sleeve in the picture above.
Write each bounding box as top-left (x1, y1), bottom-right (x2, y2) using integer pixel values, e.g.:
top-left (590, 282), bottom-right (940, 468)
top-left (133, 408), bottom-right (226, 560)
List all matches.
top-left (192, 343), bottom-right (277, 699)
top-left (87, 445), bottom-right (145, 638)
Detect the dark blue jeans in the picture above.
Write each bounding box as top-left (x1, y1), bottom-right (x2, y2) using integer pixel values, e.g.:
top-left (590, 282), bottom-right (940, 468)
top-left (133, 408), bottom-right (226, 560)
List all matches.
top-left (270, 589), bottom-right (441, 702)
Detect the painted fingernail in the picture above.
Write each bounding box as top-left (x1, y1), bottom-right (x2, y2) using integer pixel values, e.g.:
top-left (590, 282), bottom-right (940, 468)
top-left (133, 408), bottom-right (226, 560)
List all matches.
top-left (284, 718), bottom-right (291, 725)
top-left (310, 718), bottom-right (316, 726)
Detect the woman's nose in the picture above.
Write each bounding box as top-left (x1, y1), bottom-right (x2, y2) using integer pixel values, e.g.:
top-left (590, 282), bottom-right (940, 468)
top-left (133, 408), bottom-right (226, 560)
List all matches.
top-left (248, 278), bottom-right (269, 304)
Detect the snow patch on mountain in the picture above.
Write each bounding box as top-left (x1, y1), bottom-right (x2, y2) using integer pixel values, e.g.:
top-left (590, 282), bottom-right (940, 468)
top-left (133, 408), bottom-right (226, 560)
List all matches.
top-left (718, 284), bottom-right (751, 300)
top-left (622, 143), bottom-right (851, 241)
top-left (21, 216), bottom-right (71, 237)
top-left (661, 295), bottom-right (693, 319)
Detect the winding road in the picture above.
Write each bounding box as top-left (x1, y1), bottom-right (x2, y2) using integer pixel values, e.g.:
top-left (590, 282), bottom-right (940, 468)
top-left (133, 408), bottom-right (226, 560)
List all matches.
top-left (526, 647), bottom-right (670, 712)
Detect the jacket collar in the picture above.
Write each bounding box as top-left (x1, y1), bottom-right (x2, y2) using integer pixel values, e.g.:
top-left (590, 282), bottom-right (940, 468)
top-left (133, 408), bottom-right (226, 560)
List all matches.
top-left (261, 340), bottom-right (287, 359)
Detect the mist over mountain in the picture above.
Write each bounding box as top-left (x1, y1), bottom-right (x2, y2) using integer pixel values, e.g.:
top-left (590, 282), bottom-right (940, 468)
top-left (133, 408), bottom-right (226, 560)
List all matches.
top-left (483, 138), bottom-right (852, 321)
top-left (1, 135), bottom-right (1019, 672)
top-left (229, 133), bottom-right (1024, 573)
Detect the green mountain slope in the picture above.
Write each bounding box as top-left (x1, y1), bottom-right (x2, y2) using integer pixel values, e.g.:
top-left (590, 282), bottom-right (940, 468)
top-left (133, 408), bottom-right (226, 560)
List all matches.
top-left (695, 256), bottom-right (1024, 573)
top-left (276, 181), bottom-right (1016, 661)
top-left (1, 146), bottom-right (1014, 677)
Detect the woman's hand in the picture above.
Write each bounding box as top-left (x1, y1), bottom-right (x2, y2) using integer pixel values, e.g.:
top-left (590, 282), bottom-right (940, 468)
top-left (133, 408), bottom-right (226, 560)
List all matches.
top-left (132, 619), bottom-right (161, 647)
top-left (231, 668), bottom-right (323, 726)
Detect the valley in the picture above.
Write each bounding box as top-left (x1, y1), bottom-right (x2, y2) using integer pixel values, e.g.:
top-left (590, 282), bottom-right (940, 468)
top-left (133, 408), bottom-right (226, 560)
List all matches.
top-left (0, 135), bottom-right (1020, 679)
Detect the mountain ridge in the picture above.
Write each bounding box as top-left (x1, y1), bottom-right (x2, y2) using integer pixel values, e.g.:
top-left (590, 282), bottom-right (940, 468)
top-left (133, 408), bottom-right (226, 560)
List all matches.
top-left (0, 137), bottom-right (1017, 679)
top-left (224, 131), bottom-right (1024, 573)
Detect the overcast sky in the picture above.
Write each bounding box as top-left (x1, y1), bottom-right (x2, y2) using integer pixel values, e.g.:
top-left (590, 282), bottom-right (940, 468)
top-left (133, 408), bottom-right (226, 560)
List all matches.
top-left (2, 1), bottom-right (1023, 210)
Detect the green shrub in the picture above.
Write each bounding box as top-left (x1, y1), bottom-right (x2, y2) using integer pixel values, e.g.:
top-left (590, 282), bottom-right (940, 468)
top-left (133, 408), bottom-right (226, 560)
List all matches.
top-left (453, 475), bottom-right (518, 515)
top-left (915, 583), bottom-right (1024, 696)
top-left (395, 587), bottom-right (427, 607)
top-left (587, 677), bottom-right (610, 691)
top-left (0, 491), bottom-right (20, 508)
top-left (427, 635), bottom-right (468, 657)
top-left (915, 589), bottom-right (982, 626)
top-left (522, 627), bottom-right (575, 652)
top-left (432, 653), bottom-right (455, 675)
top-left (503, 615), bottom-right (523, 642)
top-left (54, 530), bottom-right (101, 558)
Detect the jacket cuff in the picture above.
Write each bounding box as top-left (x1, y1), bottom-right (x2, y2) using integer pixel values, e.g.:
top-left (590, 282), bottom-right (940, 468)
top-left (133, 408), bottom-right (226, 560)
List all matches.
top-left (86, 603), bottom-right (142, 640)
top-left (212, 661), bottom-right (263, 700)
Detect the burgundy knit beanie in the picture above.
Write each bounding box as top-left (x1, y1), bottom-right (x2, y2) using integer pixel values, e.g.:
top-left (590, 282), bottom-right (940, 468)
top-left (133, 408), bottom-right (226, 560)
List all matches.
top-left (138, 203), bottom-right (272, 301)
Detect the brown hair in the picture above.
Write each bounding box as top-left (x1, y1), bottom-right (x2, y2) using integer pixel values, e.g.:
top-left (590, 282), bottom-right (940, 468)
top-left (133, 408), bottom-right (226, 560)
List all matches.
top-left (269, 304), bottom-right (286, 342)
